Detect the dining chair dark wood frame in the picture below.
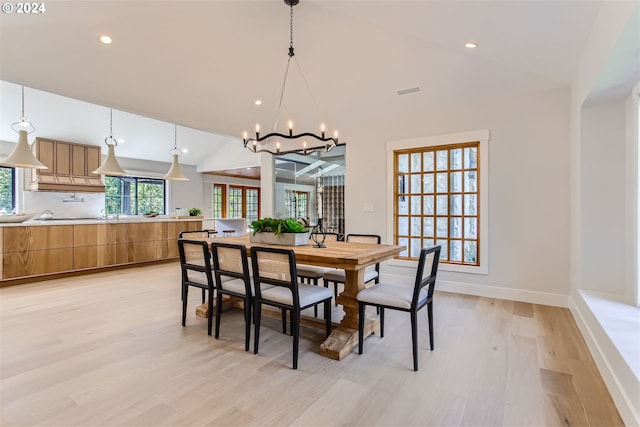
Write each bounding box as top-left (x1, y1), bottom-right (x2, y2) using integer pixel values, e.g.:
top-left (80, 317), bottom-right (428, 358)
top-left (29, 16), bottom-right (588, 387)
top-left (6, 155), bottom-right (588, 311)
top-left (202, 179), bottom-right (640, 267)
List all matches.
top-left (357, 245), bottom-right (441, 371)
top-left (178, 230), bottom-right (216, 303)
top-left (251, 246), bottom-right (333, 369)
top-left (210, 242), bottom-right (253, 351)
top-left (177, 238), bottom-right (216, 336)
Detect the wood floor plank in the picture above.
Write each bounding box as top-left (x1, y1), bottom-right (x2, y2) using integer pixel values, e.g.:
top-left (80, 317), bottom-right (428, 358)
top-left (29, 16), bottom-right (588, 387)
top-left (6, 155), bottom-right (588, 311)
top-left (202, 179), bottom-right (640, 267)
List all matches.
top-left (0, 262), bottom-right (623, 427)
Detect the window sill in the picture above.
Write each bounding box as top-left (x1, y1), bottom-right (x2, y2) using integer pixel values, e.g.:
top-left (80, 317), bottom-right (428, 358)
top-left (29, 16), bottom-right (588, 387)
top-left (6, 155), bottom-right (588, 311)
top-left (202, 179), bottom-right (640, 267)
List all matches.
top-left (579, 290), bottom-right (640, 380)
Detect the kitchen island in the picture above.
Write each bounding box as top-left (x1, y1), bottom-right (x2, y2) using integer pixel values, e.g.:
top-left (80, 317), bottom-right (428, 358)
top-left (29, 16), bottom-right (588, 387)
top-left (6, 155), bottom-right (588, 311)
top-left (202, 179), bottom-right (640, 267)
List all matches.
top-left (0, 217), bottom-right (202, 285)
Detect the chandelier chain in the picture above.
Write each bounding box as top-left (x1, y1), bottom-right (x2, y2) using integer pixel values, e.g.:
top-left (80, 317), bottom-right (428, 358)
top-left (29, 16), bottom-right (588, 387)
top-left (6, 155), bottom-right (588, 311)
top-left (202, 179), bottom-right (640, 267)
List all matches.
top-left (289, 2), bottom-right (294, 56)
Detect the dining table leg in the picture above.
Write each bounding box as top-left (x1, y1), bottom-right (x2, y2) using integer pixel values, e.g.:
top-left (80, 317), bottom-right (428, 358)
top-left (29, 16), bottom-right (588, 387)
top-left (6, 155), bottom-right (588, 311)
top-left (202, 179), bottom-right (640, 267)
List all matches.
top-left (319, 267), bottom-right (380, 360)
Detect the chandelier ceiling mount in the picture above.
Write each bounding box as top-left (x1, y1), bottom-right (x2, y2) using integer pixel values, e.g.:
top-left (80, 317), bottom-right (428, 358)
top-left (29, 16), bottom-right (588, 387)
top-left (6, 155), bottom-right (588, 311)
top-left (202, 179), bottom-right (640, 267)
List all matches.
top-left (242, 0), bottom-right (341, 156)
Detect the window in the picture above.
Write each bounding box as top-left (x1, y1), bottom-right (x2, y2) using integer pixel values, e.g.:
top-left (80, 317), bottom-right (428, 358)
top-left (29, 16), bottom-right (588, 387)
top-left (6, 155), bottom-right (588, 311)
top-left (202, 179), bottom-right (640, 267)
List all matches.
top-left (228, 186), bottom-right (243, 218)
top-left (213, 184), bottom-right (226, 218)
top-left (227, 185), bottom-right (260, 220)
top-left (245, 187), bottom-right (260, 223)
top-left (105, 176), bottom-right (166, 215)
top-left (394, 142), bottom-right (479, 266)
top-left (387, 129), bottom-right (489, 274)
top-left (0, 167), bottom-right (15, 213)
top-left (285, 190), bottom-right (308, 219)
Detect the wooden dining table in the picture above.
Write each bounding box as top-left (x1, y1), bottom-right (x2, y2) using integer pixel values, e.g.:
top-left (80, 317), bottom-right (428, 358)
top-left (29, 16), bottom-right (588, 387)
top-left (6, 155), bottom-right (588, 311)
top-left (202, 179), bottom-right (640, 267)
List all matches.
top-left (199, 234), bottom-right (404, 360)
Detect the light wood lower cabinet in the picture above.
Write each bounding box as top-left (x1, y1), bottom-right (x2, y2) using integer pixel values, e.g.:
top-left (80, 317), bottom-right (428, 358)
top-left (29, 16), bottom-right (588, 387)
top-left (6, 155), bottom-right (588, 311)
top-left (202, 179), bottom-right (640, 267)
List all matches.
top-left (1, 220), bottom-right (201, 281)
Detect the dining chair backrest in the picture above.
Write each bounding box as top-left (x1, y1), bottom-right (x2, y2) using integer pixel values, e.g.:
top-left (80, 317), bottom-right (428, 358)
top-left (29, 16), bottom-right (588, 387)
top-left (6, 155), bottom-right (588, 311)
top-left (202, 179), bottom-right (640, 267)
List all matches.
top-left (210, 242), bottom-right (250, 282)
top-left (310, 232), bottom-right (340, 243)
top-left (251, 246), bottom-right (299, 306)
top-left (346, 234), bottom-right (381, 275)
top-left (179, 230), bottom-right (209, 239)
top-left (177, 238), bottom-right (214, 285)
top-left (412, 245), bottom-right (441, 308)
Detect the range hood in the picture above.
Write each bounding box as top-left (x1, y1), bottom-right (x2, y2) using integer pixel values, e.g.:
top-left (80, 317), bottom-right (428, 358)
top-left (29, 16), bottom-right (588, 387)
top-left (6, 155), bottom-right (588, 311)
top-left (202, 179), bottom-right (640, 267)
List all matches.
top-left (29, 137), bottom-right (106, 193)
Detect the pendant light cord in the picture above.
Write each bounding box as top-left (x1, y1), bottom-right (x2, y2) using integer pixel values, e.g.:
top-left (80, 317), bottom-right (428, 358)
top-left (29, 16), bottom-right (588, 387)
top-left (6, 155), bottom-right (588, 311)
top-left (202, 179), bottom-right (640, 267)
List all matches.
top-left (20, 86), bottom-right (25, 119)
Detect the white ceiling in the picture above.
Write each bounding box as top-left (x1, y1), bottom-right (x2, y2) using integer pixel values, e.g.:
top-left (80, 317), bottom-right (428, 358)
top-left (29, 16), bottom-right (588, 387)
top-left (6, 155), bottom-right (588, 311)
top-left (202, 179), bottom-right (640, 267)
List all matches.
top-left (0, 0), bottom-right (637, 168)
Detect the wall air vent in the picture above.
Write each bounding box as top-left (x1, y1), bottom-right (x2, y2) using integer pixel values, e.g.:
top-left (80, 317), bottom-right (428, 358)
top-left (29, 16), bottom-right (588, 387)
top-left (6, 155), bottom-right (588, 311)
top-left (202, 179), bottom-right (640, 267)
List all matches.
top-left (396, 86), bottom-right (422, 96)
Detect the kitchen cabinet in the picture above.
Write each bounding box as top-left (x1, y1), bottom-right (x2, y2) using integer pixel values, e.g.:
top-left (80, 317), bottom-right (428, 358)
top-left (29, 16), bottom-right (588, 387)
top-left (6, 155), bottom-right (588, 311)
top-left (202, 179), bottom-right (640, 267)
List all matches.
top-left (1, 219), bottom-right (202, 282)
top-left (30, 138), bottom-right (105, 192)
top-left (2, 225), bottom-right (75, 278)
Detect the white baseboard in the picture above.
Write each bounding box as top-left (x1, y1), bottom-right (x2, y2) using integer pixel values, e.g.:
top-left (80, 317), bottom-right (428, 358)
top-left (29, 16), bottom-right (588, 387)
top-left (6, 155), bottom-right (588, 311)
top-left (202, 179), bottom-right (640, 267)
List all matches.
top-left (380, 273), bottom-right (569, 307)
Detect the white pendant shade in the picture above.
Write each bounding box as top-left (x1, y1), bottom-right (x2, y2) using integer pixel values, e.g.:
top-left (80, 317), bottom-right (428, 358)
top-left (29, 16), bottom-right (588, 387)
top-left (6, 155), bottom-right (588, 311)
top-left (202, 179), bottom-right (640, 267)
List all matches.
top-left (0, 130), bottom-right (47, 169)
top-left (92, 144), bottom-right (126, 176)
top-left (163, 153), bottom-right (189, 181)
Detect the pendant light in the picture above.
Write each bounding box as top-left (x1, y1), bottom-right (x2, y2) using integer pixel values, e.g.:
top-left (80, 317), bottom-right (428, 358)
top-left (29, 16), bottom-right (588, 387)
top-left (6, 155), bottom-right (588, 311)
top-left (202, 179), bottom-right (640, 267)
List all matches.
top-left (93, 108), bottom-right (126, 176)
top-left (163, 124), bottom-right (189, 181)
top-left (241, 0), bottom-right (341, 156)
top-left (0, 86), bottom-right (47, 169)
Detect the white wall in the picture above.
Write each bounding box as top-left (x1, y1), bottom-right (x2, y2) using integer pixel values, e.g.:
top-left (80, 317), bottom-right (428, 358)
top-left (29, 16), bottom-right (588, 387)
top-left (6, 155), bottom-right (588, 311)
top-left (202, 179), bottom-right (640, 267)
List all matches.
top-left (568, 2), bottom-right (640, 425)
top-left (579, 102), bottom-right (627, 295)
top-left (346, 87), bottom-right (571, 305)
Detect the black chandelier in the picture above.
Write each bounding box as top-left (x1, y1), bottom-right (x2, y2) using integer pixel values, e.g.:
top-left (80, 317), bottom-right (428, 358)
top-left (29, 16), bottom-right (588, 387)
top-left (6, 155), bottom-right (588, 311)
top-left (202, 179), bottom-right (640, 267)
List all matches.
top-left (242, 0), bottom-right (341, 156)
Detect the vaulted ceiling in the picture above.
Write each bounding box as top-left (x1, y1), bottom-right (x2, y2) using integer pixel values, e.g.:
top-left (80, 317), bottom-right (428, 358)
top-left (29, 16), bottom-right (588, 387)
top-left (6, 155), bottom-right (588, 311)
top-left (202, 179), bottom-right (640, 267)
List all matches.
top-left (0, 1), bottom-right (636, 168)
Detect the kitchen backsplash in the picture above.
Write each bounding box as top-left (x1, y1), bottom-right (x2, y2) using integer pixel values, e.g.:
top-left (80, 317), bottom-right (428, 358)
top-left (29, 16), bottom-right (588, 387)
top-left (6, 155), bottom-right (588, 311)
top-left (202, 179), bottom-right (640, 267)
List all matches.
top-left (22, 191), bottom-right (104, 218)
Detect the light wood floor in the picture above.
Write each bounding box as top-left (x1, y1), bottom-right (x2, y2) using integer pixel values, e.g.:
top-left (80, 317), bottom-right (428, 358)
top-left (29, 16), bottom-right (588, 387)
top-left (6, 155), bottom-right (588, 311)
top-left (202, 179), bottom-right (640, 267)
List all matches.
top-left (0, 262), bottom-right (623, 427)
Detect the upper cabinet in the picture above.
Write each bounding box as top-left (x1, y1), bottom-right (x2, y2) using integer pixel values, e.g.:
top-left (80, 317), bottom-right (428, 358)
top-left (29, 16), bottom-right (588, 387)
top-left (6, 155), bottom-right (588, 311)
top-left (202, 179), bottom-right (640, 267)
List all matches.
top-left (30, 138), bottom-right (105, 193)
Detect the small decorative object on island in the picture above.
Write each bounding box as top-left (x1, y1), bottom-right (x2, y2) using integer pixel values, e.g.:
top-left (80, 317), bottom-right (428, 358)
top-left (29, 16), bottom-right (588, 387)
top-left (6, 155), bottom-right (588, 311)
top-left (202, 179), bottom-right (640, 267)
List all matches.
top-left (311, 218), bottom-right (327, 248)
top-left (249, 217), bottom-right (310, 246)
top-left (188, 208), bottom-right (202, 217)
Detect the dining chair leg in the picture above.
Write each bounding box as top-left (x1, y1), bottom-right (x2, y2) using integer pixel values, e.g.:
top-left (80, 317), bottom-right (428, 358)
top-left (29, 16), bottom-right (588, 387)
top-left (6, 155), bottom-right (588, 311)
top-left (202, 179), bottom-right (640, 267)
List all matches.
top-left (201, 289), bottom-right (206, 304)
top-left (214, 290), bottom-right (223, 339)
top-left (380, 307), bottom-right (385, 338)
top-left (411, 310), bottom-right (418, 371)
top-left (244, 297), bottom-right (252, 351)
top-left (253, 301), bottom-right (262, 355)
top-left (333, 281), bottom-right (339, 306)
top-left (281, 309), bottom-right (287, 335)
top-left (292, 309), bottom-right (300, 370)
top-left (358, 302), bottom-right (365, 355)
top-left (312, 278), bottom-right (319, 317)
top-left (427, 301), bottom-right (434, 351)
top-left (207, 290), bottom-right (214, 336)
top-left (324, 300), bottom-right (331, 336)
top-left (181, 285), bottom-right (188, 326)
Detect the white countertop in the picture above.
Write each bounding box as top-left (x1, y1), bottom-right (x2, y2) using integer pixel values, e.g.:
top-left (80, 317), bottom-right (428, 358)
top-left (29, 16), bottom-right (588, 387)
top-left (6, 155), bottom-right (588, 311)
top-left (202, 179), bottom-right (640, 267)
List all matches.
top-left (0, 216), bottom-right (203, 227)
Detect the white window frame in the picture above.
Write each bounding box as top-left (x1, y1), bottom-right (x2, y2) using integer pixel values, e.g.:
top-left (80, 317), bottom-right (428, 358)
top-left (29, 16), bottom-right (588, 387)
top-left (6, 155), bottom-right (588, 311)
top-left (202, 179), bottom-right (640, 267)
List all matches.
top-left (386, 129), bottom-right (490, 275)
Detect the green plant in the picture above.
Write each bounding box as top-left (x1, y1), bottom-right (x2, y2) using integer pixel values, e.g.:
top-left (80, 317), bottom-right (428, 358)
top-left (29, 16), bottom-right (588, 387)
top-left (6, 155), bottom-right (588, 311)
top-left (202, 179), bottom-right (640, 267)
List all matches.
top-left (249, 217), bottom-right (308, 236)
top-left (188, 207), bottom-right (202, 216)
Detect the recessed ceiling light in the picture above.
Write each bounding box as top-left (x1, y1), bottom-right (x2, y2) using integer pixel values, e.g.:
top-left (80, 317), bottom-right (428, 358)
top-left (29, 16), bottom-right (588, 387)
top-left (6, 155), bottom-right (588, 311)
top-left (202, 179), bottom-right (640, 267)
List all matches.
top-left (99, 35), bottom-right (112, 45)
top-left (255, 100), bottom-right (262, 105)
top-left (116, 138), bottom-right (125, 144)
top-left (465, 42), bottom-right (478, 49)
top-left (181, 148), bottom-right (188, 153)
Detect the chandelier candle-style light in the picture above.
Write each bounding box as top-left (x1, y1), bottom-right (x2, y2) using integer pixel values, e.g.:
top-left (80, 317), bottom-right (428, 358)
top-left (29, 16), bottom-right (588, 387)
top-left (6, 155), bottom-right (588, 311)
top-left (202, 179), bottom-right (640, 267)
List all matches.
top-left (242, 0), bottom-right (341, 156)
top-left (163, 124), bottom-right (189, 181)
top-left (0, 86), bottom-right (47, 169)
top-left (93, 108), bottom-right (126, 176)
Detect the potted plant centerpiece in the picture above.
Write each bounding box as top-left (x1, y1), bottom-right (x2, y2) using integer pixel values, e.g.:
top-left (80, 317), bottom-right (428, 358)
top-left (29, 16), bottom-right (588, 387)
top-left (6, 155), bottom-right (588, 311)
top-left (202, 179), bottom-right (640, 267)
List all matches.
top-left (249, 217), bottom-right (310, 246)
top-left (188, 208), bottom-right (203, 218)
